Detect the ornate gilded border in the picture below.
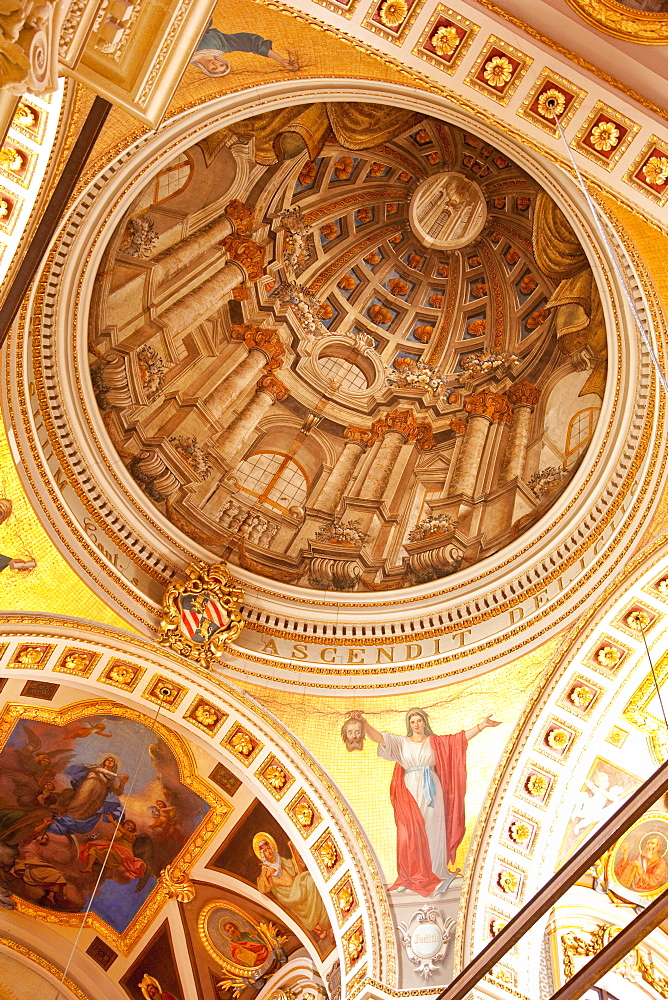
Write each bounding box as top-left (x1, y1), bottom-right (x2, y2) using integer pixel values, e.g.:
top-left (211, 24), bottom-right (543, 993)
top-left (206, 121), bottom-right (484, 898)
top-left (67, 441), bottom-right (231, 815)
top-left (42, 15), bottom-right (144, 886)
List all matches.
top-left (0, 616), bottom-right (395, 986)
top-left (563, 0), bottom-right (668, 44)
top-left (570, 100), bottom-right (640, 172)
top-left (0, 699), bottom-right (229, 954)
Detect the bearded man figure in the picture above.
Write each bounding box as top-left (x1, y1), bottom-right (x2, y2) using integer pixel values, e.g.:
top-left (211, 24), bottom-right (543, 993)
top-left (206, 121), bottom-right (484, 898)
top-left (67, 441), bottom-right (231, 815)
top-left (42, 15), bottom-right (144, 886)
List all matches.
top-left (341, 716), bottom-right (365, 752)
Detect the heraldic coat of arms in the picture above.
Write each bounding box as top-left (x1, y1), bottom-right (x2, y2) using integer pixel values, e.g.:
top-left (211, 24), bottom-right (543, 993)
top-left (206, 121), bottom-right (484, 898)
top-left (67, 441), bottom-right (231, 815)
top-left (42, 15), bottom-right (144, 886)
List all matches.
top-left (158, 562), bottom-right (244, 667)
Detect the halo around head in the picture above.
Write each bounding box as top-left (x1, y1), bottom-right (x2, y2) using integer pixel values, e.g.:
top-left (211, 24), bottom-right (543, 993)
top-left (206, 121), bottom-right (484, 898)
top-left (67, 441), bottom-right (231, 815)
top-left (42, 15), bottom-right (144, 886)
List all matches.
top-left (253, 831), bottom-right (278, 859)
top-left (139, 975), bottom-right (160, 999)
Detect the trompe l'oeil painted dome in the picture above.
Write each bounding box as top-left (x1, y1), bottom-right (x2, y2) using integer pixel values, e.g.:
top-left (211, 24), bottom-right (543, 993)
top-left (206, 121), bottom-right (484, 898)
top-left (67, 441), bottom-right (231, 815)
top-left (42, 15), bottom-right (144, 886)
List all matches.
top-left (88, 102), bottom-right (607, 594)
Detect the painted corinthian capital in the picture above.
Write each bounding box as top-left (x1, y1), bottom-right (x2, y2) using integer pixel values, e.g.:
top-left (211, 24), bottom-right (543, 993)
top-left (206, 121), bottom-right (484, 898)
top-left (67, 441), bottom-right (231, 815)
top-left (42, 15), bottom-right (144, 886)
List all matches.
top-left (370, 409), bottom-right (435, 450)
top-left (231, 325), bottom-right (285, 370)
top-left (0, 0), bottom-right (68, 95)
top-left (506, 380), bottom-right (541, 408)
top-left (221, 233), bottom-right (266, 281)
top-left (464, 390), bottom-right (512, 423)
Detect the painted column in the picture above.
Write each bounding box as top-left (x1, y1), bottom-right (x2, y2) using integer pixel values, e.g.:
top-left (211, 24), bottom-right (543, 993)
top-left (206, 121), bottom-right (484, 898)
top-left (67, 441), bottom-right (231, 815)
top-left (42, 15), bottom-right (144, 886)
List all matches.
top-left (155, 261), bottom-right (245, 340)
top-left (314, 426), bottom-right (372, 514)
top-left (151, 200), bottom-right (254, 287)
top-left (126, 234), bottom-right (266, 349)
top-left (205, 326), bottom-right (285, 420)
top-left (359, 431), bottom-right (405, 502)
top-left (206, 350), bottom-right (268, 417)
top-left (223, 374), bottom-right (289, 460)
top-left (360, 410), bottom-right (435, 503)
top-left (499, 381), bottom-right (541, 485)
top-left (449, 390), bottom-right (511, 498)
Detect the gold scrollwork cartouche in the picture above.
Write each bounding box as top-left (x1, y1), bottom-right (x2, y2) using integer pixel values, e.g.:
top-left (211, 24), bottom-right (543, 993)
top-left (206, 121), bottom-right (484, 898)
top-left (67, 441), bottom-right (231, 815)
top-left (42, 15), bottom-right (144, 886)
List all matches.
top-left (159, 561), bottom-right (244, 668)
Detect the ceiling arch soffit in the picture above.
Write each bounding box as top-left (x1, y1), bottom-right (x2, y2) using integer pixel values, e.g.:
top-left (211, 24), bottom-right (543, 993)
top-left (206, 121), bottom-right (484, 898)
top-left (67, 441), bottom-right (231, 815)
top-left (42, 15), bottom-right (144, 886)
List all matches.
top-left (461, 534), bottom-right (668, 996)
top-left (6, 85), bottom-right (667, 694)
top-left (0, 615), bottom-right (388, 998)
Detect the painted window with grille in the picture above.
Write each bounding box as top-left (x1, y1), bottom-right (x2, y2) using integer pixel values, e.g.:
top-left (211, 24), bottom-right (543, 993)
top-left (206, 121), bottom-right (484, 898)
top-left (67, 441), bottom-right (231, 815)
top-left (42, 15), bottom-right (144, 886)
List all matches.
top-left (154, 153), bottom-right (193, 204)
top-left (566, 406), bottom-right (599, 458)
top-left (236, 452), bottom-right (309, 513)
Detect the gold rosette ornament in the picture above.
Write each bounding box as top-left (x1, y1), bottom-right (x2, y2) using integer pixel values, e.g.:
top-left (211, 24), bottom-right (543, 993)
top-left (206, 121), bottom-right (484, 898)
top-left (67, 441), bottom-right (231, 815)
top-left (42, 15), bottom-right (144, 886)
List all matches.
top-left (231, 731), bottom-right (254, 756)
top-left (590, 121), bottom-right (619, 151)
top-left (497, 870), bottom-right (519, 893)
top-left (338, 883), bottom-right (355, 912)
top-left (379, 0), bottom-right (408, 27)
top-left (526, 773), bottom-right (547, 796)
top-left (158, 561), bottom-right (244, 668)
top-left (643, 156), bottom-right (668, 186)
top-left (509, 821), bottom-right (531, 844)
top-left (0, 147), bottom-right (22, 171)
top-left (483, 56), bottom-right (513, 87)
top-left (546, 727), bottom-right (569, 749)
top-left (537, 88), bottom-right (566, 118)
top-left (346, 927), bottom-right (364, 962)
top-left (294, 801), bottom-right (314, 827)
top-left (597, 645), bottom-right (621, 666)
top-left (194, 704), bottom-right (218, 726)
top-left (264, 764), bottom-right (286, 790)
top-left (431, 24), bottom-right (459, 56)
top-left (570, 685), bottom-right (594, 707)
top-left (626, 609), bottom-right (651, 630)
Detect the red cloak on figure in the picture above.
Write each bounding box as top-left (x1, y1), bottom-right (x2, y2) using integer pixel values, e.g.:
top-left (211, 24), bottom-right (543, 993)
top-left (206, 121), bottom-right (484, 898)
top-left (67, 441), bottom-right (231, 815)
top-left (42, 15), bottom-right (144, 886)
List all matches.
top-left (388, 730), bottom-right (468, 896)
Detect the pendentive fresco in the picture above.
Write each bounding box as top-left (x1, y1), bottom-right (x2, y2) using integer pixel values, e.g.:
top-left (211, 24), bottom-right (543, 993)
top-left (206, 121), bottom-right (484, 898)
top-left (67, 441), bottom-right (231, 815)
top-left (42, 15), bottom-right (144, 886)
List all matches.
top-left (88, 101), bottom-right (607, 593)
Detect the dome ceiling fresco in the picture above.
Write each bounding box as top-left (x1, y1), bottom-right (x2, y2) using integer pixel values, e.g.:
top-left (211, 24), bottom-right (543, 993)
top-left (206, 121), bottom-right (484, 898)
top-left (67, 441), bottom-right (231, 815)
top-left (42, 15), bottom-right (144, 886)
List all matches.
top-left (88, 101), bottom-right (607, 594)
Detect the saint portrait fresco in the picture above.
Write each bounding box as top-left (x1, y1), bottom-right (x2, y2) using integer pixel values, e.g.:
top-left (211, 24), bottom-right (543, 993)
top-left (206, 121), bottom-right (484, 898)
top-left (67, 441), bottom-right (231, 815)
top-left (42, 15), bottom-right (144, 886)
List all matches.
top-left (179, 883), bottom-right (303, 1000)
top-left (120, 922), bottom-right (184, 1000)
top-left (189, 18), bottom-right (300, 78)
top-left (208, 800), bottom-right (334, 956)
top-left (347, 709), bottom-right (500, 896)
top-left (558, 757), bottom-right (642, 862)
top-left (198, 898), bottom-right (287, 986)
top-left (606, 812), bottom-right (668, 903)
top-left (254, 832), bottom-right (332, 943)
top-left (0, 703), bottom-right (219, 936)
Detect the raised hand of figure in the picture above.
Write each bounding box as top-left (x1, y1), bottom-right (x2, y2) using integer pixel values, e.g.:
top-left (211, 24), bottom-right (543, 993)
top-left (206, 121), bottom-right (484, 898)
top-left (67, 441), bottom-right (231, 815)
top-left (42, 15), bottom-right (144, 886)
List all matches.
top-left (482, 715), bottom-right (502, 728)
top-left (347, 710), bottom-right (365, 721)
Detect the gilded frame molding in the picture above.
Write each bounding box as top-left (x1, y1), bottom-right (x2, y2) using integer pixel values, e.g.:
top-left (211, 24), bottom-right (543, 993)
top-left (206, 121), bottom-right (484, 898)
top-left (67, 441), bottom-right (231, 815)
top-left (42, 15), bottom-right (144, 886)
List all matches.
top-left (0, 698), bottom-right (230, 954)
top-left (563, 0), bottom-right (668, 45)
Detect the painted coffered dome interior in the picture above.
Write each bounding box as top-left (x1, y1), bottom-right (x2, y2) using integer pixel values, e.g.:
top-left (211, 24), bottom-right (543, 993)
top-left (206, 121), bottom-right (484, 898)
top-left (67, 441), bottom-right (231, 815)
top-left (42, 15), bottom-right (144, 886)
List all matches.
top-left (1, 1), bottom-right (668, 1000)
top-left (88, 105), bottom-right (607, 593)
